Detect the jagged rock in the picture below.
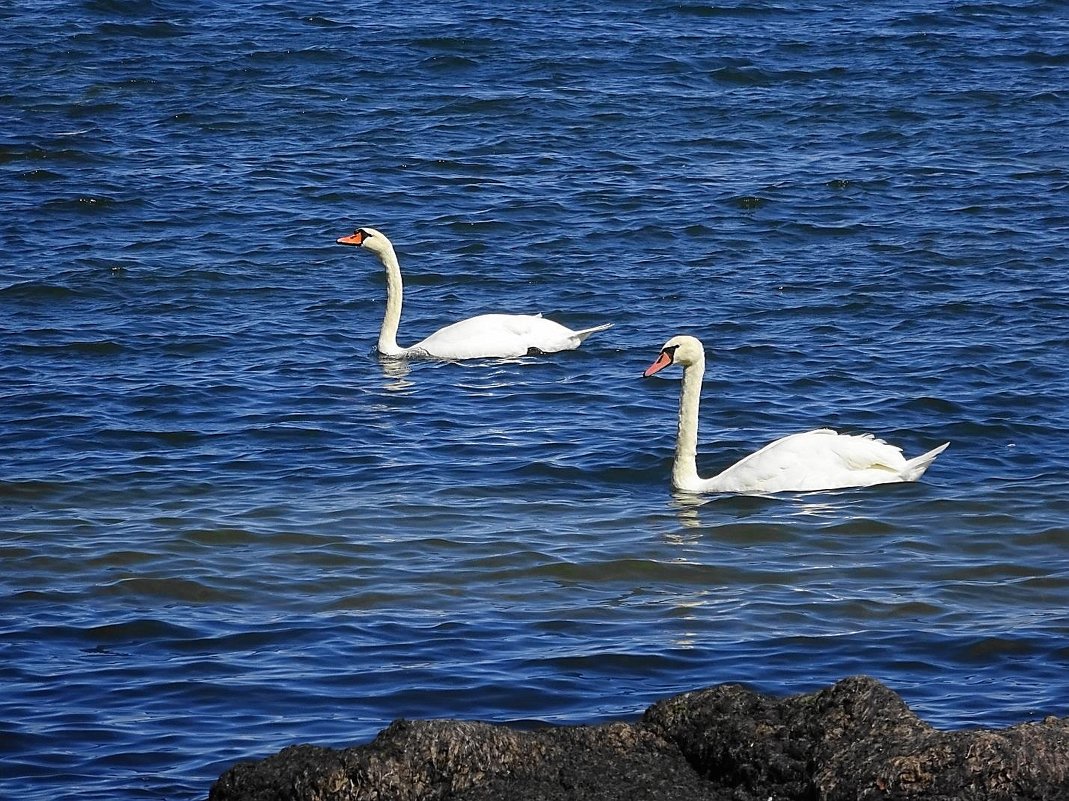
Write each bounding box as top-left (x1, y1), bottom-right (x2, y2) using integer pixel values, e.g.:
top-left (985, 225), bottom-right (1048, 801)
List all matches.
top-left (209, 676), bottom-right (1069, 801)
top-left (209, 719), bottom-right (720, 801)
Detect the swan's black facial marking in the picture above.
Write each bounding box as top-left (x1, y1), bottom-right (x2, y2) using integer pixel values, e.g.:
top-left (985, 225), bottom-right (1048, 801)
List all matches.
top-left (643, 344), bottom-right (679, 378)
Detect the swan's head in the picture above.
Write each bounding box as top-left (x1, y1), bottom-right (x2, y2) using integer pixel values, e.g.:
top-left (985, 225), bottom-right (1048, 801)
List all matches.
top-left (336, 226), bottom-right (392, 256)
top-left (643, 335), bottom-right (705, 377)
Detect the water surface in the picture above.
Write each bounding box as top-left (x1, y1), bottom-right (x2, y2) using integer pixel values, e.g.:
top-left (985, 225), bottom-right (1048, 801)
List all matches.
top-left (3, 2), bottom-right (1069, 799)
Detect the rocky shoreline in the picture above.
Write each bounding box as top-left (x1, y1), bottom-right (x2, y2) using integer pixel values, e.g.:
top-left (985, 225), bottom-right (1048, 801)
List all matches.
top-left (209, 675), bottom-right (1069, 800)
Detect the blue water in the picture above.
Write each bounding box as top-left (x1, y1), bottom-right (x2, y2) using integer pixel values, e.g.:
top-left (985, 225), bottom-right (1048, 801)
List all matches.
top-left (3, 1), bottom-right (1069, 798)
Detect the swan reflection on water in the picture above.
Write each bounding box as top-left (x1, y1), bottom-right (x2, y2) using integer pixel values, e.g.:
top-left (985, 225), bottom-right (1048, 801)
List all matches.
top-left (374, 352), bottom-right (531, 394)
top-left (670, 493), bottom-right (706, 532)
top-left (377, 353), bottom-right (414, 392)
top-left (667, 490), bottom-right (786, 531)
top-left (667, 483), bottom-right (868, 534)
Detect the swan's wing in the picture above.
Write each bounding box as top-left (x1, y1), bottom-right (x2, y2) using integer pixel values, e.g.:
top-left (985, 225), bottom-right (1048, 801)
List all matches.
top-left (414, 314), bottom-right (604, 359)
top-left (494, 317), bottom-right (611, 348)
top-left (710, 429), bottom-right (910, 493)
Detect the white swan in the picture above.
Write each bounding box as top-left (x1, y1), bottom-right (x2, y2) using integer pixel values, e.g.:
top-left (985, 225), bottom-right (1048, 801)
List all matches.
top-left (336, 227), bottom-right (612, 360)
top-left (643, 335), bottom-right (949, 494)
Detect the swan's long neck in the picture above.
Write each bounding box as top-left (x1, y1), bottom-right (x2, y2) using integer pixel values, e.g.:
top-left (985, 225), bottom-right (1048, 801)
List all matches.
top-left (673, 355), bottom-right (707, 491)
top-left (376, 243), bottom-right (407, 357)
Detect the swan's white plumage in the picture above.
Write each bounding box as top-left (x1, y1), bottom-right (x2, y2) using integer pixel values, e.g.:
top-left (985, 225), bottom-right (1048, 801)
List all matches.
top-left (409, 313), bottom-right (612, 360)
top-left (644, 335), bottom-right (948, 495)
top-left (336, 226), bottom-right (611, 360)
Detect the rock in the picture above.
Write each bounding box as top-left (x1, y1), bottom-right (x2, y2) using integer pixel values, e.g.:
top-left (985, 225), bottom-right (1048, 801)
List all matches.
top-left (209, 719), bottom-right (720, 801)
top-left (644, 675), bottom-right (1069, 800)
top-left (209, 676), bottom-right (1069, 801)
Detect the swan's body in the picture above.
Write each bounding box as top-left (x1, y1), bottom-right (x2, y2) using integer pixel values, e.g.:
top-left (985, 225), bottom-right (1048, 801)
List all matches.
top-left (643, 335), bottom-right (948, 495)
top-left (336, 227), bottom-right (612, 360)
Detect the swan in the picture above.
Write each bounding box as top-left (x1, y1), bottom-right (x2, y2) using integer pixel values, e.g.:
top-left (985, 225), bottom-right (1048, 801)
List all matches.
top-left (336, 227), bottom-right (612, 360)
top-left (643, 335), bottom-right (949, 494)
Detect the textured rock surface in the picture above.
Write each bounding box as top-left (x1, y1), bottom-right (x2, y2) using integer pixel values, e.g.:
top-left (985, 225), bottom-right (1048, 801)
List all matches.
top-left (209, 676), bottom-right (1069, 801)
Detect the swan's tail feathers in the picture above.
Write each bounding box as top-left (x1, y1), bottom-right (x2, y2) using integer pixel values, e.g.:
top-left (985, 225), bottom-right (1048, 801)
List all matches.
top-left (572, 322), bottom-right (613, 343)
top-left (903, 442), bottom-right (949, 481)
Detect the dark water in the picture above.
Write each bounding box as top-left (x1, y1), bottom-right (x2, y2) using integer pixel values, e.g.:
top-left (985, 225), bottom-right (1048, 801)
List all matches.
top-left (3, 1), bottom-right (1069, 798)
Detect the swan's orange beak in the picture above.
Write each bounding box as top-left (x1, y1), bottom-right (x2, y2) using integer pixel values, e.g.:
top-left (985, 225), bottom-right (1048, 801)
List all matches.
top-left (337, 231), bottom-right (365, 246)
top-left (643, 350), bottom-right (673, 378)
